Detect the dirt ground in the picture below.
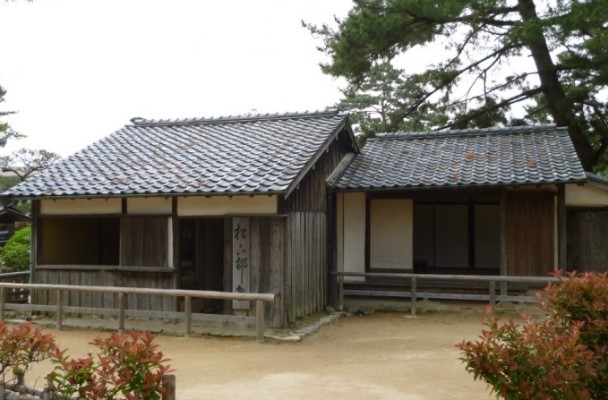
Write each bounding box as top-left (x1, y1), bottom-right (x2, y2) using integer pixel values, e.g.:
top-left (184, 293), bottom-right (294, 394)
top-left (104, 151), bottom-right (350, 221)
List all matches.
top-left (22, 308), bottom-right (503, 400)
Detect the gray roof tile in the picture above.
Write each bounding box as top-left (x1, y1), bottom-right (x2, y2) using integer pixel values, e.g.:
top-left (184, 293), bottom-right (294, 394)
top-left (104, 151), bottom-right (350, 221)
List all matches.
top-left (335, 125), bottom-right (586, 190)
top-left (5, 110), bottom-right (348, 198)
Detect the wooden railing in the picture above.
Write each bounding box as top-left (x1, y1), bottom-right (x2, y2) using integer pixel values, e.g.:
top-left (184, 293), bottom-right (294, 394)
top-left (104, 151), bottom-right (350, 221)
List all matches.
top-left (0, 271), bottom-right (30, 303)
top-left (0, 282), bottom-right (275, 343)
top-left (335, 271), bottom-right (562, 316)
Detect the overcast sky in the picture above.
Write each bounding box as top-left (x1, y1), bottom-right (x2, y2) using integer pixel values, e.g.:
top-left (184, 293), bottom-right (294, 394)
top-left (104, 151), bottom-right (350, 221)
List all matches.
top-left (0, 0), bottom-right (353, 157)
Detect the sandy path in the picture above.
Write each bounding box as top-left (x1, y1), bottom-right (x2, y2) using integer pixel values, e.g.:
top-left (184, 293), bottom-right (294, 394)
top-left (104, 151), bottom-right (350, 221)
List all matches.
top-left (25, 311), bottom-right (495, 399)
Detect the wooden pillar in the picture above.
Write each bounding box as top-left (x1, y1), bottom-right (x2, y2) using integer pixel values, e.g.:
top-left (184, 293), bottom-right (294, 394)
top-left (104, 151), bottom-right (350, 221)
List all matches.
top-left (557, 184), bottom-right (567, 271)
top-left (172, 197), bottom-right (179, 293)
top-left (327, 193), bottom-right (337, 307)
top-left (499, 189), bottom-right (508, 295)
top-left (184, 295), bottom-right (192, 337)
top-left (30, 201), bottom-right (40, 284)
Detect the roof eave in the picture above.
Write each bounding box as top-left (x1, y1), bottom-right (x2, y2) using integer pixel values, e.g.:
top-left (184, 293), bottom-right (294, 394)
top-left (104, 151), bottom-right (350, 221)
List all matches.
top-left (331, 178), bottom-right (588, 193)
top-left (284, 117), bottom-right (356, 199)
top-left (0, 190), bottom-right (287, 201)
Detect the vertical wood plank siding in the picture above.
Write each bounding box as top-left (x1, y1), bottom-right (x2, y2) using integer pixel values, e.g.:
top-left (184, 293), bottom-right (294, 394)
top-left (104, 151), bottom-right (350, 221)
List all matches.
top-left (285, 212), bottom-right (327, 321)
top-left (279, 129), bottom-right (352, 323)
top-left (505, 191), bottom-right (555, 276)
top-left (32, 269), bottom-right (176, 312)
top-left (121, 216), bottom-right (168, 267)
top-left (248, 217), bottom-right (286, 327)
top-left (280, 130), bottom-right (353, 213)
top-left (566, 209), bottom-right (608, 272)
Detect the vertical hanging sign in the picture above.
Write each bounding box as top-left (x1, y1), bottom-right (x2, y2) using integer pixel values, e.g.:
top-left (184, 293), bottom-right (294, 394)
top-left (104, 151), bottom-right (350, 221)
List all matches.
top-left (232, 217), bottom-right (250, 310)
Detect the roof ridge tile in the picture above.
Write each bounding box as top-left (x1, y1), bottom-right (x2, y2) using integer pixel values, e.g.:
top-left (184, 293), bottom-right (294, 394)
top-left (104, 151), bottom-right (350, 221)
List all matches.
top-left (130, 108), bottom-right (342, 127)
top-left (374, 124), bottom-right (560, 140)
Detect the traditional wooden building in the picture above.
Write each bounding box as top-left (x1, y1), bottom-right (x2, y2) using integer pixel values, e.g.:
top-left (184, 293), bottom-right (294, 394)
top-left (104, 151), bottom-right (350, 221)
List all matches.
top-left (5, 117), bottom-right (608, 326)
top-left (1, 110), bottom-right (358, 327)
top-left (328, 125), bottom-right (608, 280)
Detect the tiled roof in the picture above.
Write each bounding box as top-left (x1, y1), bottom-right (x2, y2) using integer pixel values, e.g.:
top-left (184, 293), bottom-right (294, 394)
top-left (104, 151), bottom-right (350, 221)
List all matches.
top-left (4, 110), bottom-right (350, 198)
top-left (334, 125), bottom-right (586, 190)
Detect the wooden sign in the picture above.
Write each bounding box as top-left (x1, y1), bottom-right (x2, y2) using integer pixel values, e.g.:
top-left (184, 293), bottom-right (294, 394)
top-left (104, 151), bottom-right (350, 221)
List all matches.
top-left (232, 217), bottom-right (250, 310)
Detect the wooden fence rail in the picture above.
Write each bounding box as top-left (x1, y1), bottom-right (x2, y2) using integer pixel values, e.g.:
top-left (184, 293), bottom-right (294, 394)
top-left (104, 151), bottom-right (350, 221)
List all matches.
top-left (0, 272), bottom-right (30, 304)
top-left (0, 282), bottom-right (275, 343)
top-left (334, 272), bottom-right (562, 316)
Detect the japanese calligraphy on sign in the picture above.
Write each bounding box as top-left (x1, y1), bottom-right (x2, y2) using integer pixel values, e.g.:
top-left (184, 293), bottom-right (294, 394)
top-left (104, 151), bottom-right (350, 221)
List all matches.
top-left (232, 217), bottom-right (250, 310)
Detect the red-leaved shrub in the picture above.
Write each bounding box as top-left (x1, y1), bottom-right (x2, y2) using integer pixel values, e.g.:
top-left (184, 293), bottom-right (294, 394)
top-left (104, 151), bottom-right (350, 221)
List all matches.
top-left (459, 272), bottom-right (608, 399)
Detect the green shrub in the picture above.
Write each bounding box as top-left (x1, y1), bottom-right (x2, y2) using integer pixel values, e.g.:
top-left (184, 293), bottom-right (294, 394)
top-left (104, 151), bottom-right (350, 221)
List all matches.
top-left (459, 272), bottom-right (608, 399)
top-left (0, 227), bottom-right (30, 271)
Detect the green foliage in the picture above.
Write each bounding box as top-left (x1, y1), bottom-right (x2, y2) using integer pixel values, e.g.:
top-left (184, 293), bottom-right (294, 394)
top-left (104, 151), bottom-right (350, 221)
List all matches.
top-left (459, 272), bottom-right (608, 399)
top-left (0, 85), bottom-right (23, 148)
top-left (308, 0), bottom-right (608, 169)
top-left (49, 331), bottom-right (173, 400)
top-left (0, 227), bottom-right (30, 272)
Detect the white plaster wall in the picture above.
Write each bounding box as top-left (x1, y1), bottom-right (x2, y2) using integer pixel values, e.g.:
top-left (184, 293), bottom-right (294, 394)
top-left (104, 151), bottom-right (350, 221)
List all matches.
top-left (566, 183), bottom-right (608, 207)
top-left (369, 199), bottom-right (413, 270)
top-left (339, 192), bottom-right (366, 281)
top-left (128, 197), bottom-right (171, 214)
top-left (40, 198), bottom-right (121, 215)
top-left (177, 195), bottom-right (277, 216)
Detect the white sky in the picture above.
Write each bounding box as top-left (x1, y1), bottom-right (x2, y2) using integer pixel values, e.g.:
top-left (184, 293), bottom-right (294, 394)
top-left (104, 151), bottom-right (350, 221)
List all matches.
top-left (0, 0), bottom-right (353, 157)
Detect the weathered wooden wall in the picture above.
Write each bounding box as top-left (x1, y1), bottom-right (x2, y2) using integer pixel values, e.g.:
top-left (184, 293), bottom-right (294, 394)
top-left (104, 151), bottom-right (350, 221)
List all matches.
top-left (221, 216), bottom-right (287, 327)
top-left (566, 208), bottom-right (608, 272)
top-left (33, 268), bottom-right (177, 312)
top-left (279, 128), bottom-right (353, 322)
top-left (121, 216), bottom-right (168, 267)
top-left (505, 191), bottom-right (555, 276)
top-left (280, 129), bottom-right (354, 213)
top-left (250, 217), bottom-right (286, 327)
top-left (286, 212), bottom-right (327, 322)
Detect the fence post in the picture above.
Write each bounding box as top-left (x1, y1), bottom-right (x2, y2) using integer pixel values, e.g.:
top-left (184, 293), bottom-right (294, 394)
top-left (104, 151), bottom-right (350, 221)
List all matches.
top-left (0, 287), bottom-right (5, 322)
top-left (256, 299), bottom-right (265, 343)
top-left (338, 274), bottom-right (344, 311)
top-left (411, 277), bottom-right (417, 317)
top-left (56, 289), bottom-right (63, 330)
top-left (118, 292), bottom-right (125, 332)
top-left (162, 374), bottom-right (176, 400)
top-left (489, 280), bottom-right (496, 312)
top-left (0, 381), bottom-right (4, 400)
top-left (184, 295), bottom-right (192, 337)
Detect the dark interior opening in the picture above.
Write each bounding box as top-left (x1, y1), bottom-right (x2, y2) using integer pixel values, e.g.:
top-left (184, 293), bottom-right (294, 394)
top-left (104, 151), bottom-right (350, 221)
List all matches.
top-left (179, 218), bottom-right (225, 313)
top-left (413, 203), bottom-right (500, 274)
top-left (39, 217), bottom-right (120, 265)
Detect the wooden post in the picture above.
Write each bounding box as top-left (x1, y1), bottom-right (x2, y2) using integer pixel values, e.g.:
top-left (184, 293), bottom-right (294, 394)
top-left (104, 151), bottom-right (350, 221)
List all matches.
top-left (56, 289), bottom-right (63, 330)
top-left (489, 280), bottom-right (496, 312)
top-left (256, 299), bottom-right (265, 343)
top-left (0, 287), bottom-right (5, 321)
top-left (338, 274), bottom-right (344, 311)
top-left (184, 295), bottom-right (192, 337)
top-left (499, 189), bottom-right (508, 296)
top-left (558, 184), bottom-right (567, 271)
top-left (0, 381), bottom-right (4, 400)
top-left (118, 292), bottom-right (125, 332)
top-left (411, 277), bottom-right (417, 317)
top-left (162, 374), bottom-right (176, 400)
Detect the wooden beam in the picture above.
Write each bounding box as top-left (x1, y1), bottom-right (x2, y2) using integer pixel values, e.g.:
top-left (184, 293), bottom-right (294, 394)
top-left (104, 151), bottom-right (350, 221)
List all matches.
top-left (558, 184), bottom-right (567, 271)
top-left (499, 190), bottom-right (508, 295)
top-left (364, 194), bottom-right (371, 272)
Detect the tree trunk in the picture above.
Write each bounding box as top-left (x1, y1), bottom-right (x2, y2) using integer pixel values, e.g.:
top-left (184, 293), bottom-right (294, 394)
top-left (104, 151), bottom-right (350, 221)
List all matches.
top-left (517, 0), bottom-right (595, 170)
